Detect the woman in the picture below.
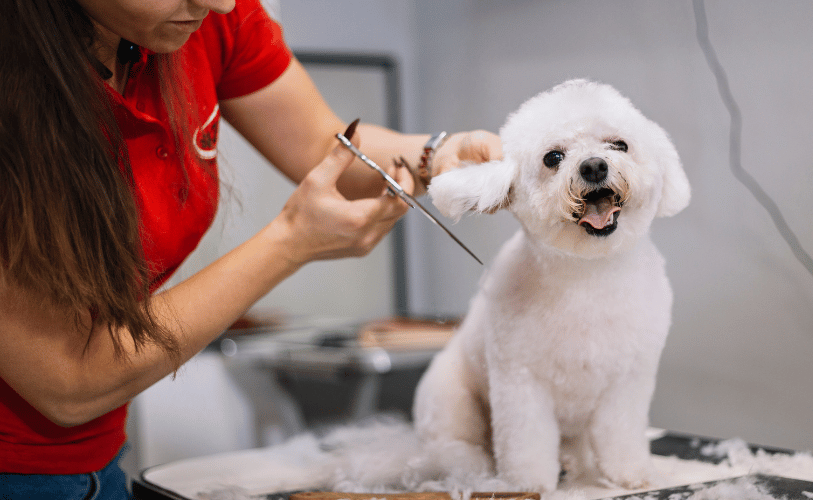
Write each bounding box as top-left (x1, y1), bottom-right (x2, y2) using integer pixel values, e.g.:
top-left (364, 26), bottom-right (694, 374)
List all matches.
top-left (0, 0), bottom-right (501, 497)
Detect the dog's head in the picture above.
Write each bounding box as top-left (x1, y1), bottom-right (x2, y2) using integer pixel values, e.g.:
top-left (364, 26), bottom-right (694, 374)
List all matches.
top-left (429, 79), bottom-right (690, 258)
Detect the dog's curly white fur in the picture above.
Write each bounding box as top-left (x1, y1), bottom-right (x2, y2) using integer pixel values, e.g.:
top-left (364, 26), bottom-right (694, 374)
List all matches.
top-left (413, 80), bottom-right (690, 492)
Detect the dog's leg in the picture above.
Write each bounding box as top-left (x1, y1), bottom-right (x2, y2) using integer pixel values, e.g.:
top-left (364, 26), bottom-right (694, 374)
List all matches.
top-left (588, 367), bottom-right (657, 489)
top-left (559, 433), bottom-right (594, 484)
top-left (413, 336), bottom-right (493, 478)
top-left (489, 371), bottom-right (560, 492)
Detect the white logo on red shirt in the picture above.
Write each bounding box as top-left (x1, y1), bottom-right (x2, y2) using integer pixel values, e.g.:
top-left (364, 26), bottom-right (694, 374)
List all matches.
top-left (193, 104), bottom-right (220, 161)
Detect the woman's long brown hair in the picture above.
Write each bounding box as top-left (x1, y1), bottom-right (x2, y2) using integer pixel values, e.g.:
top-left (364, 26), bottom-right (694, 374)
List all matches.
top-left (1, 0), bottom-right (181, 365)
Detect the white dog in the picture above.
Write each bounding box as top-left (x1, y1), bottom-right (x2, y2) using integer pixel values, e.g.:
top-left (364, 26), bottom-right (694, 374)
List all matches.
top-left (413, 80), bottom-right (690, 492)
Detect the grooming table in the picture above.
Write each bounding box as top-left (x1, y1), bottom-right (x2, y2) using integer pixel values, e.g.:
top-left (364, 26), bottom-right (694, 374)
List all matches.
top-left (132, 430), bottom-right (813, 500)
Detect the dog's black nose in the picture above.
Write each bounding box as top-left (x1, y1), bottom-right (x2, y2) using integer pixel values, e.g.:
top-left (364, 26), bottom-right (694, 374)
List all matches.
top-left (579, 157), bottom-right (608, 184)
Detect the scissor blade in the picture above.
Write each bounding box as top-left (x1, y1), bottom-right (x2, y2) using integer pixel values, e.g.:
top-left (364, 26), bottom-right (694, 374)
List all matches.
top-left (406, 194), bottom-right (484, 265)
top-left (336, 132), bottom-right (482, 265)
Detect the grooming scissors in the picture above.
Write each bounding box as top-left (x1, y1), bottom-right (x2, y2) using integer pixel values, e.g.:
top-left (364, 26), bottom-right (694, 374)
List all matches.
top-left (335, 132), bottom-right (483, 265)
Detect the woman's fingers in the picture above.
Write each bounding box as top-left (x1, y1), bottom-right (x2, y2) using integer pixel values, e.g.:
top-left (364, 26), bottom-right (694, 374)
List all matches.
top-left (306, 138), bottom-right (360, 191)
top-left (457, 129), bottom-right (503, 163)
top-left (432, 129), bottom-right (503, 178)
top-left (276, 130), bottom-right (409, 263)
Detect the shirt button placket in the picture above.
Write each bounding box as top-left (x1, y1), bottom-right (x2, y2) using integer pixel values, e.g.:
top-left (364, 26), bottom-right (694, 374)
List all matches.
top-left (155, 145), bottom-right (169, 159)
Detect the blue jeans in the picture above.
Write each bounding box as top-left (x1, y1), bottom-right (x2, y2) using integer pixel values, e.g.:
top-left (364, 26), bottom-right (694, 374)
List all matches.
top-left (0, 446), bottom-right (131, 500)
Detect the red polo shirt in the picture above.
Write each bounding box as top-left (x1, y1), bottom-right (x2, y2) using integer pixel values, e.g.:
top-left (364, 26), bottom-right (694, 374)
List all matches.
top-left (0, 0), bottom-right (291, 474)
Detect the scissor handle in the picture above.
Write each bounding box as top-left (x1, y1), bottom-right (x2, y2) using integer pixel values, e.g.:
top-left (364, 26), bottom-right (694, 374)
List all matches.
top-left (336, 132), bottom-right (412, 204)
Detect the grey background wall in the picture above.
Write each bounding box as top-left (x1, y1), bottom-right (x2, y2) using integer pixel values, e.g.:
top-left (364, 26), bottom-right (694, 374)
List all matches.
top-left (128, 0), bottom-right (813, 476)
top-left (404, 0), bottom-right (813, 452)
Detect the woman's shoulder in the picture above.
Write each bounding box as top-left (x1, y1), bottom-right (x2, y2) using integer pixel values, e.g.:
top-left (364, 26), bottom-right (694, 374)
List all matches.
top-left (191, 0), bottom-right (291, 100)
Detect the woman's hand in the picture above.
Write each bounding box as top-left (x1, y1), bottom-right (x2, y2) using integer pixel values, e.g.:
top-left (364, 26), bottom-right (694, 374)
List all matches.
top-left (271, 134), bottom-right (413, 266)
top-left (431, 129), bottom-right (503, 178)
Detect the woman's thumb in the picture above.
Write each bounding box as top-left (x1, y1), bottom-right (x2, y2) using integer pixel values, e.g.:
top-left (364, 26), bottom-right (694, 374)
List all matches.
top-left (316, 119), bottom-right (361, 184)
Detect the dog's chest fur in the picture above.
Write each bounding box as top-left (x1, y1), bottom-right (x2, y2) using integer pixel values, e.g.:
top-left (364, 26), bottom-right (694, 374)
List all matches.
top-left (463, 229), bottom-right (672, 432)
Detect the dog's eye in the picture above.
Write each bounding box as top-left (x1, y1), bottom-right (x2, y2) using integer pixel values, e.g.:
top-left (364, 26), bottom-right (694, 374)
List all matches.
top-left (543, 150), bottom-right (565, 168)
top-left (609, 140), bottom-right (628, 152)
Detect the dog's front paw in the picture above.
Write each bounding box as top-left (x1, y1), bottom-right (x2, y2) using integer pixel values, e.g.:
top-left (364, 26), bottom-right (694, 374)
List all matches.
top-left (500, 474), bottom-right (558, 494)
top-left (423, 439), bottom-right (494, 479)
top-left (596, 458), bottom-right (656, 490)
top-left (498, 463), bottom-right (560, 494)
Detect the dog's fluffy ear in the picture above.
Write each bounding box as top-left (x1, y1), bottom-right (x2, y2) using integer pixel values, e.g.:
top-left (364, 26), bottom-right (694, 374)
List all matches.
top-left (655, 135), bottom-right (691, 218)
top-left (428, 160), bottom-right (516, 221)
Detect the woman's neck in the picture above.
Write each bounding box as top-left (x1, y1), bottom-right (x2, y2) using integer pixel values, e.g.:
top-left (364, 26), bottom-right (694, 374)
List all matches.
top-left (90, 22), bottom-right (129, 94)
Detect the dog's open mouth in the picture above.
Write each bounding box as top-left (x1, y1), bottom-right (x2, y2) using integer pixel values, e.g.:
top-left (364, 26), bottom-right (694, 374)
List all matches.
top-left (575, 188), bottom-right (622, 237)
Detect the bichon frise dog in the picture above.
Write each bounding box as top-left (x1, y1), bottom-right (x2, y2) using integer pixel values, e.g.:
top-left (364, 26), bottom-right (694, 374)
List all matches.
top-left (413, 79), bottom-right (690, 492)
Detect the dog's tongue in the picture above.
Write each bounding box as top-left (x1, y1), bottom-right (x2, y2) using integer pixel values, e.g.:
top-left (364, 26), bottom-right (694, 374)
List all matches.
top-left (579, 196), bottom-right (620, 229)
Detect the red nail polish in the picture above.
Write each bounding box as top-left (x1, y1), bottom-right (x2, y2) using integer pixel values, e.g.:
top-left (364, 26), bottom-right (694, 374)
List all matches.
top-left (344, 118), bottom-right (360, 140)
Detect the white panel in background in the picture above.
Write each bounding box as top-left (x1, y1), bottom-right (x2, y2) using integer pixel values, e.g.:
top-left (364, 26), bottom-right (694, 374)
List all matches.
top-left (166, 61), bottom-right (395, 321)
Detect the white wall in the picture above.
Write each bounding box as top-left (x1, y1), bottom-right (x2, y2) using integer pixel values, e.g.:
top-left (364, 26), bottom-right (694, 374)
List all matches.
top-left (410, 0), bottom-right (813, 451)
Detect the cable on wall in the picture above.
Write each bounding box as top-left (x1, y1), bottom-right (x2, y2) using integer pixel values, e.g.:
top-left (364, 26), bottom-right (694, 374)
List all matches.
top-left (693, 0), bottom-right (813, 277)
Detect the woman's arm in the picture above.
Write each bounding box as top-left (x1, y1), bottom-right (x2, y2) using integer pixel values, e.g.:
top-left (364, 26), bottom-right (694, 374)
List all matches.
top-left (220, 57), bottom-right (502, 198)
top-left (0, 137), bottom-right (409, 427)
top-left (219, 57), bottom-right (424, 199)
